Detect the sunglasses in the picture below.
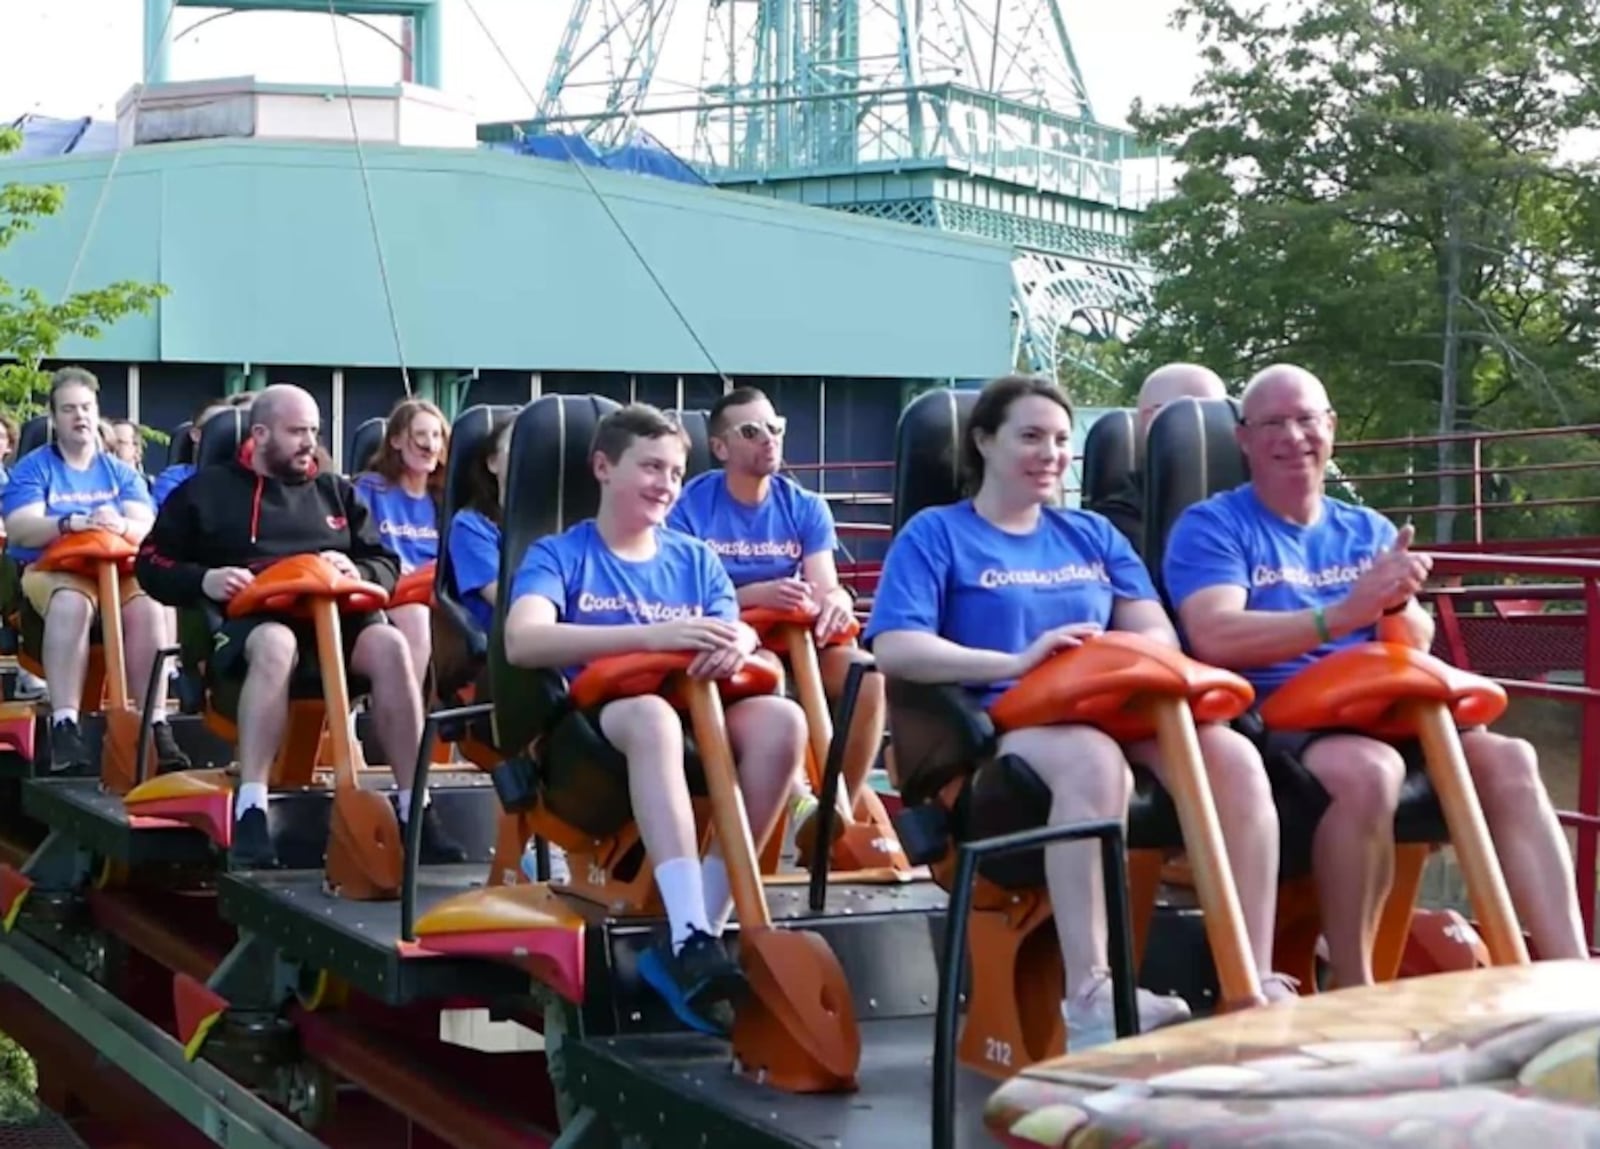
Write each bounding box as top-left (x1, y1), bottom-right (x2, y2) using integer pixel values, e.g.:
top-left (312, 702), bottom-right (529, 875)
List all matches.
top-left (729, 418), bottom-right (787, 441)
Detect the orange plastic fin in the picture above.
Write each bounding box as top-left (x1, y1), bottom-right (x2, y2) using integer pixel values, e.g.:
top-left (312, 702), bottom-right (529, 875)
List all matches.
top-left (228, 554), bottom-right (388, 620)
top-left (391, 563), bottom-right (436, 609)
top-left (988, 632), bottom-right (1254, 741)
top-left (123, 770), bottom-right (235, 849)
top-left (0, 866), bottom-right (32, 933)
top-left (569, 649), bottom-right (783, 712)
top-left (173, 973), bottom-right (229, 1061)
top-left (33, 529), bottom-right (138, 576)
top-left (1259, 642), bottom-right (1507, 739)
top-left (410, 884), bottom-right (587, 1002)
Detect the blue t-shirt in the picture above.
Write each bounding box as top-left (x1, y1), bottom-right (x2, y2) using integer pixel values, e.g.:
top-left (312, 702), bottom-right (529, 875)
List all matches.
top-left (1163, 484), bottom-right (1397, 696)
top-left (667, 471), bottom-right (836, 587)
top-left (1, 447), bottom-right (153, 564)
top-left (151, 463), bottom-right (194, 508)
top-left (448, 509), bottom-right (501, 633)
top-left (352, 473), bottom-right (438, 573)
top-left (511, 519), bottom-right (738, 682)
top-left (864, 501), bottom-right (1157, 706)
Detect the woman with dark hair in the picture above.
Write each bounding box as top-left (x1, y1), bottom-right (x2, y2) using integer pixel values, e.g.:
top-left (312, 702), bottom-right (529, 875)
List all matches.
top-left (866, 374), bottom-right (1293, 1049)
top-left (353, 399), bottom-right (449, 694)
top-left (446, 410), bottom-right (514, 633)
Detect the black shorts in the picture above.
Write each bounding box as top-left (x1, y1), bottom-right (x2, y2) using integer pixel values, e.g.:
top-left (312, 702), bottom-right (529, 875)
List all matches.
top-left (209, 610), bottom-right (386, 685)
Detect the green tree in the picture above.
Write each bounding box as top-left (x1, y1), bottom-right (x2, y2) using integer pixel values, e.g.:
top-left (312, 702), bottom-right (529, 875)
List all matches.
top-left (1125, 0), bottom-right (1600, 542)
top-left (0, 126), bottom-right (167, 410)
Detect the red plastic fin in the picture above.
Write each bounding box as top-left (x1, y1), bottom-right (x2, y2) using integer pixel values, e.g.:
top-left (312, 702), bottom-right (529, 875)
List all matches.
top-left (125, 795), bottom-right (234, 849)
top-left (0, 866), bottom-right (32, 932)
top-left (403, 929), bottom-right (586, 1004)
top-left (173, 973), bottom-right (229, 1061)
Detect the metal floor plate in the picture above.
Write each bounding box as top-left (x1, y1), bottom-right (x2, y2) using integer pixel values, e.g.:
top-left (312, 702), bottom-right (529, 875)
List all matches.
top-left (564, 1016), bottom-right (997, 1149)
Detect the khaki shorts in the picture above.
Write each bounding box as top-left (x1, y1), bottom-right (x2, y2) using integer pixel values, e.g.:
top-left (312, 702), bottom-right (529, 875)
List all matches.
top-left (21, 568), bottom-right (146, 618)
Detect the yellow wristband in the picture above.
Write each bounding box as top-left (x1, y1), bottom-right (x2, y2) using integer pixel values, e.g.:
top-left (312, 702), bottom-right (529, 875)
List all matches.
top-left (1312, 606), bottom-right (1333, 644)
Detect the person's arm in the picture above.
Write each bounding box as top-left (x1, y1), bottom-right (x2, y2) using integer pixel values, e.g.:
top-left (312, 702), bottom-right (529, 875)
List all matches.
top-left (340, 479), bottom-right (399, 593)
top-left (1112, 598), bottom-right (1179, 648)
top-left (116, 463), bottom-right (155, 542)
top-left (448, 515), bottom-right (501, 606)
top-left (134, 481), bottom-right (210, 606)
top-left (1, 456), bottom-right (62, 549)
top-left (871, 629), bottom-right (1027, 684)
top-left (1096, 513), bottom-right (1174, 646)
top-left (1380, 595), bottom-right (1435, 649)
top-left (504, 593), bottom-right (671, 668)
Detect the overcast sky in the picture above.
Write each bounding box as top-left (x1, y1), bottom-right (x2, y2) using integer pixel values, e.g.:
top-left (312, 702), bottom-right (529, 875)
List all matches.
top-left (1, 0), bottom-right (1205, 130)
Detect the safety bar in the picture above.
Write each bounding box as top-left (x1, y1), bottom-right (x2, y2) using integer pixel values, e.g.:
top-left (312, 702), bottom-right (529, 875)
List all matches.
top-left (932, 818), bottom-right (1135, 1149)
top-left (401, 702), bottom-right (495, 942)
top-left (807, 658), bottom-right (876, 912)
top-left (133, 645), bottom-right (182, 786)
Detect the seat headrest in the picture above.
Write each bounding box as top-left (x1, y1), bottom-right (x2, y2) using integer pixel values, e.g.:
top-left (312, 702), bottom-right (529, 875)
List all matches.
top-left (194, 408), bottom-right (249, 470)
top-left (892, 388), bottom-right (980, 530)
top-left (1144, 397), bottom-right (1247, 595)
top-left (432, 403), bottom-right (519, 698)
top-left (490, 394), bottom-right (621, 753)
top-left (16, 415), bottom-right (50, 460)
top-left (675, 409), bottom-right (714, 480)
top-left (170, 421), bottom-right (196, 466)
top-left (348, 417), bottom-right (385, 476)
top-left (1081, 410), bottom-right (1139, 509)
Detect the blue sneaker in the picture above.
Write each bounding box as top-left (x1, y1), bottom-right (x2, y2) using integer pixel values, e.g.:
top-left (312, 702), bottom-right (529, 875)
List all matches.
top-left (638, 929), bottom-right (746, 1037)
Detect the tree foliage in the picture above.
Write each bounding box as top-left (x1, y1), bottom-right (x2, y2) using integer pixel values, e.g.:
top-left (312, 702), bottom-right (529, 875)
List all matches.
top-left (0, 126), bottom-right (168, 411)
top-left (1124, 0), bottom-right (1600, 542)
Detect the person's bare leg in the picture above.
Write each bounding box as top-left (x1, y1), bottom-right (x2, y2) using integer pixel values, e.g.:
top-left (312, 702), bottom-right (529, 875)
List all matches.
top-left (236, 624), bottom-right (297, 788)
top-left (1300, 736), bottom-right (1405, 987)
top-left (40, 590), bottom-right (92, 714)
top-left (820, 646), bottom-right (886, 814)
top-left (121, 593), bottom-right (169, 715)
top-left (1134, 723), bottom-right (1280, 973)
top-left (350, 625), bottom-right (422, 791)
top-left (1463, 730), bottom-right (1587, 959)
top-left (387, 603), bottom-right (432, 698)
top-left (997, 724), bottom-right (1131, 994)
top-left (703, 696), bottom-right (807, 928)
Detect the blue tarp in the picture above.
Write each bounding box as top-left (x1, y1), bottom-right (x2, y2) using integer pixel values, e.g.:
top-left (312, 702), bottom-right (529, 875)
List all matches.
top-left (489, 128), bottom-right (708, 187)
top-left (3, 114), bottom-right (117, 158)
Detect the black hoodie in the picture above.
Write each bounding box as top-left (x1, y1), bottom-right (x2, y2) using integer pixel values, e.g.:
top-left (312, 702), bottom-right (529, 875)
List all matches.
top-left (136, 446), bottom-right (399, 609)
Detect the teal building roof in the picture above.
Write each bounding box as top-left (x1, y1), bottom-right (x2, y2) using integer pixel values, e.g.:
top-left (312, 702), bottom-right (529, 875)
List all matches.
top-left (0, 139), bottom-right (1015, 380)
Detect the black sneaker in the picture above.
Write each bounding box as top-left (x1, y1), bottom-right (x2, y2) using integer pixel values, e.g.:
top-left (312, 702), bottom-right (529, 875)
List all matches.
top-left (230, 807), bottom-right (279, 869)
top-left (637, 929), bottom-right (747, 1037)
top-left (151, 722), bottom-right (191, 772)
top-left (414, 803), bottom-right (469, 865)
top-left (48, 719), bottom-right (91, 774)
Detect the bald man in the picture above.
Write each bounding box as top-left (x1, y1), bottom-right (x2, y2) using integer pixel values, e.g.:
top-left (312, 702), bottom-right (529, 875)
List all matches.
top-left (1088, 363), bottom-right (1227, 552)
top-left (137, 385), bottom-right (467, 870)
top-left (1161, 364), bottom-right (1586, 988)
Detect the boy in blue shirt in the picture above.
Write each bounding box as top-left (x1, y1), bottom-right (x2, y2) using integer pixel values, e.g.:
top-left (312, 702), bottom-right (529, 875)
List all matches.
top-left (505, 404), bottom-right (806, 1036)
top-left (2, 367), bottom-right (187, 773)
top-left (1164, 363), bottom-right (1587, 988)
top-left (668, 387), bottom-right (884, 861)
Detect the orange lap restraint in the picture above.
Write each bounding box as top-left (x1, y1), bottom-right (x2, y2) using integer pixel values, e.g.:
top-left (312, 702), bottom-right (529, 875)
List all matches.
top-left (570, 649), bottom-right (784, 712)
top-left (741, 605), bottom-right (861, 651)
top-left (33, 529), bottom-right (139, 576)
top-left (1259, 642), bottom-right (1506, 737)
top-left (389, 562), bottom-right (436, 609)
top-left (227, 553), bottom-right (388, 620)
top-left (987, 631), bottom-right (1255, 740)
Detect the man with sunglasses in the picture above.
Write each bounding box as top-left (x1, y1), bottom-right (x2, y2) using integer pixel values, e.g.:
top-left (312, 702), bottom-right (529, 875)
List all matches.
top-left (1087, 363), bottom-right (1227, 554)
top-left (668, 387), bottom-right (887, 865)
top-left (1162, 362), bottom-right (1587, 990)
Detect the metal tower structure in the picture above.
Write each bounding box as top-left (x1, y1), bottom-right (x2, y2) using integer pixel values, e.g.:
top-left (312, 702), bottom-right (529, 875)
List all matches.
top-left (521, 0), bottom-right (1166, 379)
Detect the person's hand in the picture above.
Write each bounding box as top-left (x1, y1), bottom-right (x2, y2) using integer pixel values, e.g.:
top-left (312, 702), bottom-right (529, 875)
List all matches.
top-left (320, 551), bottom-right (358, 578)
top-left (1010, 622), bottom-right (1103, 677)
top-left (89, 506), bottom-right (127, 535)
top-left (740, 578), bottom-right (816, 614)
top-left (202, 567), bottom-right (255, 603)
top-left (687, 645), bottom-right (749, 681)
top-left (1337, 524), bottom-right (1430, 625)
top-left (813, 587), bottom-right (856, 642)
top-left (645, 617), bottom-right (745, 654)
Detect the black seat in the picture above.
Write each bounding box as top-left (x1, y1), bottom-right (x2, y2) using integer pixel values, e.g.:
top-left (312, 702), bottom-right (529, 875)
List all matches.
top-left (433, 404), bottom-right (516, 705)
top-left (193, 409), bottom-right (249, 469)
top-left (676, 409), bottom-right (714, 479)
top-left (15, 415), bottom-right (50, 461)
top-left (883, 389), bottom-right (1182, 890)
top-left (489, 395), bottom-right (709, 839)
top-left (169, 421), bottom-right (195, 466)
top-left (1081, 409), bottom-right (1141, 551)
top-left (349, 417), bottom-right (384, 476)
top-left (1143, 397), bottom-right (1446, 876)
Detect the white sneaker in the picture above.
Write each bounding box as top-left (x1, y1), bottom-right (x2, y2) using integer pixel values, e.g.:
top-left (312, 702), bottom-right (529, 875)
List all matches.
top-left (1063, 968), bottom-right (1192, 1052)
top-left (1261, 971), bottom-right (1302, 1003)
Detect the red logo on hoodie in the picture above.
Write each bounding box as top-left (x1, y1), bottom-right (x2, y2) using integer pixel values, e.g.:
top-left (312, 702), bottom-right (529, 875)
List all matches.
top-left (327, 516), bottom-right (347, 531)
